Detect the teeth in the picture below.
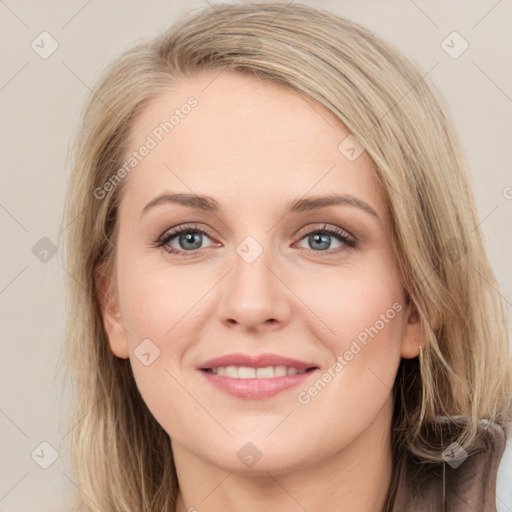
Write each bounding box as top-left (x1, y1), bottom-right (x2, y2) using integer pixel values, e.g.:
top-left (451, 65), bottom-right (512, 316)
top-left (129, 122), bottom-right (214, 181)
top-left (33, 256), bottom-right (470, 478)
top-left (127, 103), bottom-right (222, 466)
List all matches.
top-left (238, 366), bottom-right (256, 379)
top-left (256, 366), bottom-right (274, 378)
top-left (209, 365), bottom-right (308, 378)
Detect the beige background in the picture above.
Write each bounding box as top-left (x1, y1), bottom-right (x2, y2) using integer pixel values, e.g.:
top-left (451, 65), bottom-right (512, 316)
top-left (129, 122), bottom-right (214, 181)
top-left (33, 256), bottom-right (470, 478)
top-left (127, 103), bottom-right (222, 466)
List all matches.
top-left (1, 0), bottom-right (511, 510)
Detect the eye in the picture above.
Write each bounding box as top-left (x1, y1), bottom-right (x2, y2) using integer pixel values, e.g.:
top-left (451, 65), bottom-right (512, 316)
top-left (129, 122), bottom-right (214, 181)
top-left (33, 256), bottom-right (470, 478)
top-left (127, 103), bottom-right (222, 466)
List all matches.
top-left (294, 224), bottom-right (356, 254)
top-left (154, 223), bottom-right (356, 256)
top-left (156, 224), bottom-right (217, 255)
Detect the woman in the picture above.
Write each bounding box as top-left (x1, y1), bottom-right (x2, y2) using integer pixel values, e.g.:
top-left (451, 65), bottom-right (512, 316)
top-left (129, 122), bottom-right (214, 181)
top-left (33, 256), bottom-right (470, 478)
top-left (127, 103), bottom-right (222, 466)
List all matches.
top-left (62, 2), bottom-right (512, 510)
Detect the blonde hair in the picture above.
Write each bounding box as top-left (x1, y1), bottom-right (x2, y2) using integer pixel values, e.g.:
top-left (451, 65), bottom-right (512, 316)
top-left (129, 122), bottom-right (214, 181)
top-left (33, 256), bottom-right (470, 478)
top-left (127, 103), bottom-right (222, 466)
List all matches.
top-left (61, 2), bottom-right (512, 510)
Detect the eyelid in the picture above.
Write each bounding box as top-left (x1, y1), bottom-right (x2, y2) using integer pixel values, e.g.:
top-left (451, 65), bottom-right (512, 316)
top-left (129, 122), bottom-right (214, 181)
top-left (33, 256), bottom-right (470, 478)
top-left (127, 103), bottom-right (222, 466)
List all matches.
top-left (156, 222), bottom-right (212, 243)
top-left (155, 223), bottom-right (218, 251)
top-left (157, 222), bottom-right (355, 242)
top-left (294, 222), bottom-right (356, 243)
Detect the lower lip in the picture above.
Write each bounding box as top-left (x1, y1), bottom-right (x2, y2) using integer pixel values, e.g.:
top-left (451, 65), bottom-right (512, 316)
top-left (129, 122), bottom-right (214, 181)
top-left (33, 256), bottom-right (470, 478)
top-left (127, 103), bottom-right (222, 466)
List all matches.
top-left (199, 369), bottom-right (318, 399)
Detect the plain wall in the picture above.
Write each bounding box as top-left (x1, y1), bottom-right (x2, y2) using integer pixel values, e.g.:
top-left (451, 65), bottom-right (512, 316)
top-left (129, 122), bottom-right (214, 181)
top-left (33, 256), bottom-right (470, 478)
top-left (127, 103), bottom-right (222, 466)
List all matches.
top-left (0, 0), bottom-right (511, 510)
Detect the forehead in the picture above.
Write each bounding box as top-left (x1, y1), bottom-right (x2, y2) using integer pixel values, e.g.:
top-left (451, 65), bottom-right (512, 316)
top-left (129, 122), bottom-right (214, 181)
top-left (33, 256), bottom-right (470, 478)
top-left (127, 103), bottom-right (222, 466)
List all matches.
top-left (120, 71), bottom-right (387, 221)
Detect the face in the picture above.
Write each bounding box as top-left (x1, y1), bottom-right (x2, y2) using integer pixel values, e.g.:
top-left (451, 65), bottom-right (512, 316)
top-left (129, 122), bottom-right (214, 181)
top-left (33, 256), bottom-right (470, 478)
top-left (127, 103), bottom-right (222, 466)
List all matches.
top-left (98, 71), bottom-right (421, 475)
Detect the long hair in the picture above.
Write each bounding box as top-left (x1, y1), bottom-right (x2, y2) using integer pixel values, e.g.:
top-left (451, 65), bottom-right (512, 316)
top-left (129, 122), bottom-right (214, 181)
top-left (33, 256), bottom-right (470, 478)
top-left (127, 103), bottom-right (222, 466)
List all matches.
top-left (60, 2), bottom-right (512, 510)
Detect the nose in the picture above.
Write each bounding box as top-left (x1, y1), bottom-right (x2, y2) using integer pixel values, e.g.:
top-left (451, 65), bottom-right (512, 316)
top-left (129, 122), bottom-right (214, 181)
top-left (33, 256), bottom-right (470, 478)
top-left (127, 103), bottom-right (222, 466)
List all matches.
top-left (216, 240), bottom-right (292, 333)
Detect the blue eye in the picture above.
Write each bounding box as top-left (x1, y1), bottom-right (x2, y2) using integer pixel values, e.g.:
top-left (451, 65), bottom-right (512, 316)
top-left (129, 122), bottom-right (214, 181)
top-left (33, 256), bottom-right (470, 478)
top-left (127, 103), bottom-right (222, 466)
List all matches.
top-left (157, 225), bottom-right (213, 254)
top-left (156, 223), bottom-right (356, 256)
top-left (295, 225), bottom-right (356, 252)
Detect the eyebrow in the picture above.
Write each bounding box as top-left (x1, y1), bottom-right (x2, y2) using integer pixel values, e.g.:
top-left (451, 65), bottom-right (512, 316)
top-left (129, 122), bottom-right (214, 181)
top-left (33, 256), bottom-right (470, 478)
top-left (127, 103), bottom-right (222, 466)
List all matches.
top-left (141, 192), bottom-right (379, 219)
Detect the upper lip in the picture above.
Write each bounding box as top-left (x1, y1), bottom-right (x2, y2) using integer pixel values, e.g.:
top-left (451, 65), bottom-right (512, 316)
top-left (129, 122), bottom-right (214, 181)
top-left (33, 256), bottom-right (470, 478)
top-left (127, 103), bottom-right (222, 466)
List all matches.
top-left (198, 353), bottom-right (319, 370)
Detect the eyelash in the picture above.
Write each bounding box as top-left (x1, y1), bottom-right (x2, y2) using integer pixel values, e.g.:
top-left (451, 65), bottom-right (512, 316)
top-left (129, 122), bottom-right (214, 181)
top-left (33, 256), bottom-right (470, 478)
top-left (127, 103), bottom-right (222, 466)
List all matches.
top-left (154, 223), bottom-right (356, 257)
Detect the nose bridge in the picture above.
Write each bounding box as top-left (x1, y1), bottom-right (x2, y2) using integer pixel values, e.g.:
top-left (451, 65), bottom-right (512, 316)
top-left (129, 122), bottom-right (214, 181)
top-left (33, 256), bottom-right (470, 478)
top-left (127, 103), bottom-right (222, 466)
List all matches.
top-left (231, 233), bottom-right (277, 302)
top-left (216, 232), bottom-right (291, 329)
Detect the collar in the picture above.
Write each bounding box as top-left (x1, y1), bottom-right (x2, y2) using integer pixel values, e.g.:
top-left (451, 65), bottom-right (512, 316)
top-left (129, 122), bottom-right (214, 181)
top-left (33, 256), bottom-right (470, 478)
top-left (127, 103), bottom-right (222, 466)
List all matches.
top-left (391, 419), bottom-right (507, 511)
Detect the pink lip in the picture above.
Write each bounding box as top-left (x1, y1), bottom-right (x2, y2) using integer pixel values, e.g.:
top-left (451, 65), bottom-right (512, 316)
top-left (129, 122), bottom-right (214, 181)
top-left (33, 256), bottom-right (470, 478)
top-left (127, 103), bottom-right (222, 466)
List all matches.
top-left (198, 352), bottom-right (318, 371)
top-left (197, 352), bottom-right (319, 399)
top-left (200, 368), bottom-right (319, 399)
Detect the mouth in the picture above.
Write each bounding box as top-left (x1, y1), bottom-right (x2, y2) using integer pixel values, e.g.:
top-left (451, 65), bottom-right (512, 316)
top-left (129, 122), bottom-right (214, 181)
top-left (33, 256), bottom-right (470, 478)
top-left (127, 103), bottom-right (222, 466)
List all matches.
top-left (197, 353), bottom-right (320, 399)
top-left (200, 365), bottom-right (318, 378)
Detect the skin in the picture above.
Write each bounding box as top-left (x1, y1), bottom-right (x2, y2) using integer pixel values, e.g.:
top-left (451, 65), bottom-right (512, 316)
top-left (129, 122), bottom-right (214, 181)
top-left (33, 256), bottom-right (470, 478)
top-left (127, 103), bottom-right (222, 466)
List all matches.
top-left (98, 70), bottom-right (422, 512)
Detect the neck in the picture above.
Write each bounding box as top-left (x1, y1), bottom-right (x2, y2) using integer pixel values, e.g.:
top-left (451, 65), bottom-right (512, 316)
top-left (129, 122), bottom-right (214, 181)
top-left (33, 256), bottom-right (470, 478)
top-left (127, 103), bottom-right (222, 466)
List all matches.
top-left (172, 397), bottom-right (395, 512)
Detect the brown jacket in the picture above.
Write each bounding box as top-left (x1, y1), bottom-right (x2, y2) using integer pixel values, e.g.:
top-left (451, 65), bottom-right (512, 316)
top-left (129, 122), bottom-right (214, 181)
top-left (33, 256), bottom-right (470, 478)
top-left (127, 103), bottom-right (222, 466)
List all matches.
top-left (391, 420), bottom-right (508, 511)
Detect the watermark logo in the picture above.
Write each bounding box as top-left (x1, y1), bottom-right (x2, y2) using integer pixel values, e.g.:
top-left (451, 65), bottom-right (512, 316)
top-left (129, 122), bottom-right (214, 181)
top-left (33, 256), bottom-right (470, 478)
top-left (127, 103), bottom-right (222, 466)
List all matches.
top-left (134, 338), bottom-right (161, 366)
top-left (31, 31), bottom-right (59, 59)
top-left (442, 442), bottom-right (468, 469)
top-left (441, 31), bottom-right (469, 59)
top-left (443, 237), bottom-right (467, 264)
top-left (32, 236), bottom-right (58, 263)
top-left (237, 442), bottom-right (262, 468)
top-left (31, 441), bottom-right (59, 469)
top-left (236, 236), bottom-right (263, 264)
top-left (93, 97), bottom-right (198, 200)
top-left (297, 301), bottom-right (403, 405)
top-left (338, 134), bottom-right (365, 162)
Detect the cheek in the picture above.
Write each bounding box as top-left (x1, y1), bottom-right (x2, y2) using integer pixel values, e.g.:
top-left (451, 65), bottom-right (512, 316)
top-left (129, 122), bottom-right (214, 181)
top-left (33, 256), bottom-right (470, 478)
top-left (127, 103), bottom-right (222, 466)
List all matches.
top-left (115, 258), bottom-right (214, 413)
top-left (295, 264), bottom-right (405, 347)
top-left (117, 255), bottom-right (203, 342)
top-left (292, 267), bottom-right (405, 406)
top-left (117, 267), bottom-right (197, 432)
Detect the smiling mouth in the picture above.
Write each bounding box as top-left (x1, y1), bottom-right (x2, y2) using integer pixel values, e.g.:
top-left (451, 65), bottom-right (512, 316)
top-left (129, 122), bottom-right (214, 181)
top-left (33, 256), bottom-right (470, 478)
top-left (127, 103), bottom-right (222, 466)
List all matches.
top-left (201, 365), bottom-right (318, 379)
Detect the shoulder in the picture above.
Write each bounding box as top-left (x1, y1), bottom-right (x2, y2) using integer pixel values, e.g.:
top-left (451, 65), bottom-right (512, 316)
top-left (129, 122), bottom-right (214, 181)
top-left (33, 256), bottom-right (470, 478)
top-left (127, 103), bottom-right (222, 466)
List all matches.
top-left (392, 419), bottom-right (508, 512)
